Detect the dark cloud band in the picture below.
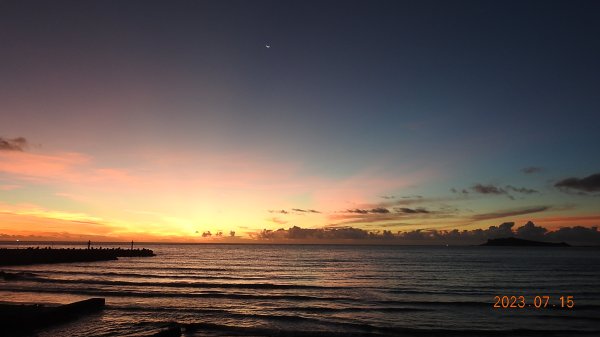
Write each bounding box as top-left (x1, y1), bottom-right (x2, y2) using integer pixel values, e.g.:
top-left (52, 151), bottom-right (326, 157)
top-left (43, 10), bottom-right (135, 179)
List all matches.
top-left (252, 222), bottom-right (600, 245)
top-left (555, 173), bottom-right (600, 193)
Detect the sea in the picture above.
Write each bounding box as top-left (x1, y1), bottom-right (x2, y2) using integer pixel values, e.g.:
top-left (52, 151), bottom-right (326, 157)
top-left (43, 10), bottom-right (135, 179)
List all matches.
top-left (1, 243), bottom-right (599, 336)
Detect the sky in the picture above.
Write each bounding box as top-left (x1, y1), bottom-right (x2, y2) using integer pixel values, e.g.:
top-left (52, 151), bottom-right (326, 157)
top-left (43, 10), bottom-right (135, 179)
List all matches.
top-left (1, 0), bottom-right (599, 243)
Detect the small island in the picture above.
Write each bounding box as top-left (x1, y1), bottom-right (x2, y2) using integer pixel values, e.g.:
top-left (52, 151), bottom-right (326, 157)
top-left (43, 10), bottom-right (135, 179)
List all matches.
top-left (481, 237), bottom-right (570, 247)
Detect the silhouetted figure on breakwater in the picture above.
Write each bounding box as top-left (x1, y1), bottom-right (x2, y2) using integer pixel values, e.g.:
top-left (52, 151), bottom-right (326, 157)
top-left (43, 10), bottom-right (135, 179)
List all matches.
top-left (87, 240), bottom-right (91, 249)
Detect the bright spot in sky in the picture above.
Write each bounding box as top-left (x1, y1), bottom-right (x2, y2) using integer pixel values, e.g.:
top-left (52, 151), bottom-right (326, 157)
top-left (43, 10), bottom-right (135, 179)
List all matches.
top-left (265, 44), bottom-right (270, 48)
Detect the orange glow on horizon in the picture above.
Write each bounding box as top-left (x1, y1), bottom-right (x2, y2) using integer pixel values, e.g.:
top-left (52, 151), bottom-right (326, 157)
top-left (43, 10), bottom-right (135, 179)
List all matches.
top-left (1, 147), bottom-right (598, 243)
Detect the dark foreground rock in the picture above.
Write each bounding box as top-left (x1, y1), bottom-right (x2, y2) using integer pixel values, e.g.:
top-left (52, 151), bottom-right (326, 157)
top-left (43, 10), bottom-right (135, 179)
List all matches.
top-left (0, 298), bottom-right (105, 336)
top-left (481, 237), bottom-right (570, 247)
top-left (0, 247), bottom-right (155, 266)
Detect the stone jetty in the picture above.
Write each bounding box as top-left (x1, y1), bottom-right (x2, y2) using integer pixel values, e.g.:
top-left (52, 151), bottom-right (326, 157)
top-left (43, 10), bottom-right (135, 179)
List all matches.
top-left (0, 298), bottom-right (106, 336)
top-left (0, 247), bottom-right (155, 266)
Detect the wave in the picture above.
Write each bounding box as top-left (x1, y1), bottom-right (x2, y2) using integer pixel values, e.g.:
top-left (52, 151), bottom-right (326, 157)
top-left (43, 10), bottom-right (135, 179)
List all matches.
top-left (375, 299), bottom-right (490, 307)
top-left (375, 300), bottom-right (600, 310)
top-left (537, 314), bottom-right (600, 322)
top-left (0, 287), bottom-right (348, 301)
top-left (2, 268), bottom-right (269, 280)
top-left (387, 288), bottom-right (495, 295)
top-left (277, 306), bottom-right (432, 313)
top-left (110, 304), bottom-right (432, 315)
top-left (65, 264), bottom-right (237, 272)
top-left (115, 306), bottom-right (327, 324)
top-left (25, 276), bottom-right (341, 290)
top-left (182, 322), bottom-right (600, 337)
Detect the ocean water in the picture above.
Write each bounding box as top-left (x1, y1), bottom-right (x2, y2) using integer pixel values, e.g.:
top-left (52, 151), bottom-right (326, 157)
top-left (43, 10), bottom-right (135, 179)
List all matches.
top-left (1, 244), bottom-right (599, 336)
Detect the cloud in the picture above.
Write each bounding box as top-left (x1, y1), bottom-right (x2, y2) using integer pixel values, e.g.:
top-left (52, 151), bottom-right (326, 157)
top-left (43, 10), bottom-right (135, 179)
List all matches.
top-left (505, 185), bottom-right (539, 194)
top-left (471, 184), bottom-right (506, 195)
top-left (346, 209), bottom-right (369, 214)
top-left (254, 226), bottom-right (371, 241)
top-left (329, 205), bottom-right (457, 226)
top-left (450, 188), bottom-right (469, 195)
top-left (0, 202), bottom-right (125, 237)
top-left (356, 195), bottom-right (452, 210)
top-left (268, 208), bottom-right (321, 215)
top-left (544, 226), bottom-right (600, 244)
top-left (396, 207), bottom-right (430, 214)
top-left (267, 217), bottom-right (288, 225)
top-left (0, 150), bottom-right (143, 188)
top-left (370, 207), bottom-right (390, 214)
top-left (291, 208), bottom-right (321, 214)
top-left (332, 214), bottom-right (417, 225)
top-left (380, 195), bottom-right (395, 199)
top-left (0, 137), bottom-right (27, 151)
top-left (555, 173), bottom-right (600, 193)
top-left (346, 208), bottom-right (390, 214)
top-left (515, 221), bottom-right (548, 240)
top-left (249, 222), bottom-right (600, 245)
top-left (487, 222), bottom-right (516, 238)
top-left (470, 206), bottom-right (550, 221)
top-left (522, 167), bottom-right (543, 174)
top-left (468, 183), bottom-right (538, 198)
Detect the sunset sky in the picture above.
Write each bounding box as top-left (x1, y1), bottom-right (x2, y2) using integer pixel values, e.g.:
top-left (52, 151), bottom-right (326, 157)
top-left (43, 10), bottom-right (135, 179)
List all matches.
top-left (1, 1), bottom-right (599, 242)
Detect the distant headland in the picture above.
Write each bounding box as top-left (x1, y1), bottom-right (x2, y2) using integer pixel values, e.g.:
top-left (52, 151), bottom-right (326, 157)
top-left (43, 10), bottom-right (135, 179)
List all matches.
top-left (481, 237), bottom-right (570, 247)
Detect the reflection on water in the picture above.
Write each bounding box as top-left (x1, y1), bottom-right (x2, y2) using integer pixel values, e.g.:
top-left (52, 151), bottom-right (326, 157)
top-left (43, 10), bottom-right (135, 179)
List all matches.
top-left (1, 244), bottom-right (599, 336)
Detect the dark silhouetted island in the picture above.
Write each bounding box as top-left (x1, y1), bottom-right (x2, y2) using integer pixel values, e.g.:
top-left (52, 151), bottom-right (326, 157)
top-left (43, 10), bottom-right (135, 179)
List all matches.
top-left (0, 247), bottom-right (155, 266)
top-left (481, 237), bottom-right (571, 247)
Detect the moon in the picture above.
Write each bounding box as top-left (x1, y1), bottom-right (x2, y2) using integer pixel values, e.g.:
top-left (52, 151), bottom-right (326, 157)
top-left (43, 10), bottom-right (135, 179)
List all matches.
top-left (265, 44), bottom-right (271, 49)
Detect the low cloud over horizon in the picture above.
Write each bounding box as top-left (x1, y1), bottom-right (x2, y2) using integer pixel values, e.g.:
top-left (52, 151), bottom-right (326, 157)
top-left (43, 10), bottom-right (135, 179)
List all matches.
top-left (252, 221), bottom-right (600, 245)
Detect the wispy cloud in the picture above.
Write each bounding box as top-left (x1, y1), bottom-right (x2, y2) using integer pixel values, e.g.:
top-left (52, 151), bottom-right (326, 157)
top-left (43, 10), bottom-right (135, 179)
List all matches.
top-left (0, 150), bottom-right (139, 186)
top-left (522, 166), bottom-right (543, 174)
top-left (471, 184), bottom-right (506, 195)
top-left (268, 208), bottom-right (321, 215)
top-left (268, 217), bottom-right (288, 225)
top-left (359, 195), bottom-right (457, 210)
top-left (291, 208), bottom-right (321, 214)
top-left (470, 206), bottom-right (550, 222)
top-left (457, 183), bottom-right (539, 199)
top-left (450, 188), bottom-right (470, 195)
top-left (0, 137), bottom-right (27, 151)
top-left (0, 202), bottom-right (123, 236)
top-left (505, 185), bottom-right (539, 194)
top-left (329, 205), bottom-right (454, 227)
top-left (395, 207), bottom-right (430, 214)
top-left (268, 209), bottom-right (289, 214)
top-left (346, 208), bottom-right (390, 214)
